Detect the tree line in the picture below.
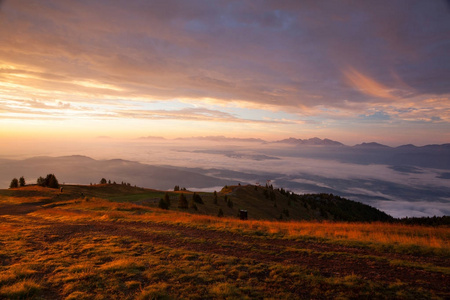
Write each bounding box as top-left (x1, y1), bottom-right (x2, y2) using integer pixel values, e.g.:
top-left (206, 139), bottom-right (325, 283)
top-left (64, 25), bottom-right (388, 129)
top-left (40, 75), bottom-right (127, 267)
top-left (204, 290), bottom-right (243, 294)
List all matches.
top-left (9, 174), bottom-right (59, 189)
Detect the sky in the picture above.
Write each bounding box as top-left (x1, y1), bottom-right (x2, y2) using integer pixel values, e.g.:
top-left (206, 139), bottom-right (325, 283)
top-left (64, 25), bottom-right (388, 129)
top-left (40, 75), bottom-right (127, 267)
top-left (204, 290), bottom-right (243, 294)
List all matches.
top-left (1, 0), bottom-right (450, 146)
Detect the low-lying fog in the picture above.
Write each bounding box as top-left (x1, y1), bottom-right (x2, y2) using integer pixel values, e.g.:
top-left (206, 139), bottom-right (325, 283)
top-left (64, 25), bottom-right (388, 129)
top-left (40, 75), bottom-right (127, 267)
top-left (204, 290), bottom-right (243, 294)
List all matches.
top-left (1, 137), bottom-right (449, 218)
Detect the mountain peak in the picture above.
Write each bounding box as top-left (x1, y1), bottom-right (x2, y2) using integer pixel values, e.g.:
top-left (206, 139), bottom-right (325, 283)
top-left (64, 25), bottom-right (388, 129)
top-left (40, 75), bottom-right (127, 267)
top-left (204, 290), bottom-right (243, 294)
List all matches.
top-left (353, 142), bottom-right (390, 148)
top-left (275, 137), bottom-right (344, 146)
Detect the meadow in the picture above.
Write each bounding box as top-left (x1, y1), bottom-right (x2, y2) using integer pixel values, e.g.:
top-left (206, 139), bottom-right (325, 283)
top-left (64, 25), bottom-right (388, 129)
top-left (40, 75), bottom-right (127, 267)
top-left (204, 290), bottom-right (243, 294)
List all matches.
top-left (0, 185), bottom-right (448, 299)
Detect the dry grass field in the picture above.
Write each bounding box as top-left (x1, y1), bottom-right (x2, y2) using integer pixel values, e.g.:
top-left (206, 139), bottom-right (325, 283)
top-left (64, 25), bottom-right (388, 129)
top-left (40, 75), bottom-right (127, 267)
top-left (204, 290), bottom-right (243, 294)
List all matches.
top-left (0, 185), bottom-right (448, 299)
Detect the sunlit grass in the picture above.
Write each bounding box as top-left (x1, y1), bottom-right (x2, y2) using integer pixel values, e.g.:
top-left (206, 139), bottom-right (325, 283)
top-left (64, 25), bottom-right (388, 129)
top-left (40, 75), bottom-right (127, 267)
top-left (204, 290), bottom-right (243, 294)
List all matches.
top-left (28, 197), bottom-right (449, 254)
top-left (1, 186), bottom-right (448, 299)
top-left (0, 279), bottom-right (42, 298)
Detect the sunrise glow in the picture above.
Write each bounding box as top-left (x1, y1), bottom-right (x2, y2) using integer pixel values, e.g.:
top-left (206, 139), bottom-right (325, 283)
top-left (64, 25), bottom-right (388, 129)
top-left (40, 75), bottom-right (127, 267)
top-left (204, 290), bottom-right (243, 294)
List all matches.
top-left (0, 0), bottom-right (449, 146)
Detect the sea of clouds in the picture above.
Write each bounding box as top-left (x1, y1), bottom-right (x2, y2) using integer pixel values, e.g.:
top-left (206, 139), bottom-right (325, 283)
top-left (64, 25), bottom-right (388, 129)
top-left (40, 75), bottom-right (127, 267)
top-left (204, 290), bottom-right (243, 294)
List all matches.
top-left (1, 138), bottom-right (449, 218)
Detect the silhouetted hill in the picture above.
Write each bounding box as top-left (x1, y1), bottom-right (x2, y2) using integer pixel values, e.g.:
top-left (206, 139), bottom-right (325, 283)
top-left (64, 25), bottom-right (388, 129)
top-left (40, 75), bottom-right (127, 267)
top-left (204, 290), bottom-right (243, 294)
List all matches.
top-left (0, 156), bottom-right (229, 190)
top-left (219, 185), bottom-right (393, 222)
top-left (3, 184), bottom-right (393, 222)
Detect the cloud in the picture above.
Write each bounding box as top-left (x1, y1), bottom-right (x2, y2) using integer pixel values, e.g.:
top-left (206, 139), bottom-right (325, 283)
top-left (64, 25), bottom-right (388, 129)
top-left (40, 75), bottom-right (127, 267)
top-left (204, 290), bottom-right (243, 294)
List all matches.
top-left (113, 107), bottom-right (288, 124)
top-left (0, 0), bottom-right (449, 142)
top-left (343, 67), bottom-right (400, 100)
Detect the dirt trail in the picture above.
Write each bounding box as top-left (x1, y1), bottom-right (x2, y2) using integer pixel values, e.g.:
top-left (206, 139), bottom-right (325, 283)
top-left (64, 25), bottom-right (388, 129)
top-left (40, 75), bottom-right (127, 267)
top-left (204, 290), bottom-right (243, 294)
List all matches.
top-left (32, 219), bottom-right (449, 296)
top-left (0, 202), bottom-right (48, 216)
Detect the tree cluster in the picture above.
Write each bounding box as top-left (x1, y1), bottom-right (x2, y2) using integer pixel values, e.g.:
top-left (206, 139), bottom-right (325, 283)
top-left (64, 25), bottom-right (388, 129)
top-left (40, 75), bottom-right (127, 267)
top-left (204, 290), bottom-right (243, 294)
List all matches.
top-left (37, 174), bottom-right (59, 189)
top-left (158, 193), bottom-right (171, 210)
top-left (174, 185), bottom-right (187, 191)
top-left (99, 178), bottom-right (132, 186)
top-left (9, 176), bottom-right (26, 189)
top-left (397, 215), bottom-right (450, 226)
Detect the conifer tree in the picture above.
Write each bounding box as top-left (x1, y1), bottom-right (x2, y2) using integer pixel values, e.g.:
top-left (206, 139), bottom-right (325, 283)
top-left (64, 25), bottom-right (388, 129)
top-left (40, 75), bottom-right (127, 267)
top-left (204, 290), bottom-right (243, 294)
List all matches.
top-left (178, 193), bottom-right (188, 209)
top-left (164, 192), bottom-right (171, 207)
top-left (213, 191), bottom-right (218, 205)
top-left (46, 174), bottom-right (59, 189)
top-left (9, 178), bottom-right (18, 189)
top-left (158, 198), bottom-right (169, 209)
top-left (19, 176), bottom-right (25, 187)
top-left (37, 176), bottom-right (45, 187)
top-left (218, 208), bottom-right (224, 217)
top-left (193, 192), bottom-right (203, 204)
top-left (189, 198), bottom-right (198, 210)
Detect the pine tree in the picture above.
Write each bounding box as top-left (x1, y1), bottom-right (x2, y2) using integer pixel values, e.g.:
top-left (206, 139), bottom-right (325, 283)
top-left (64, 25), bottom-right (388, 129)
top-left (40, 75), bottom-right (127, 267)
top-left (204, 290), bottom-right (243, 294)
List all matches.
top-left (193, 192), bottom-right (203, 204)
top-left (164, 192), bottom-right (171, 207)
top-left (158, 198), bottom-right (169, 209)
top-left (270, 190), bottom-right (276, 201)
top-left (9, 178), bottom-right (18, 189)
top-left (46, 174), bottom-right (59, 189)
top-left (189, 198), bottom-right (198, 210)
top-left (178, 193), bottom-right (188, 209)
top-left (213, 191), bottom-right (218, 205)
top-left (37, 176), bottom-right (45, 187)
top-left (19, 176), bottom-right (25, 187)
top-left (218, 208), bottom-right (224, 217)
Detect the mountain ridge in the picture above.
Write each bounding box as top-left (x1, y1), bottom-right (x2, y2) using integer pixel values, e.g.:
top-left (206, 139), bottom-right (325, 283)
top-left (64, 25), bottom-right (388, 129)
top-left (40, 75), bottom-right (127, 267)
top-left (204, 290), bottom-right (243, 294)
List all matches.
top-left (135, 135), bottom-right (450, 148)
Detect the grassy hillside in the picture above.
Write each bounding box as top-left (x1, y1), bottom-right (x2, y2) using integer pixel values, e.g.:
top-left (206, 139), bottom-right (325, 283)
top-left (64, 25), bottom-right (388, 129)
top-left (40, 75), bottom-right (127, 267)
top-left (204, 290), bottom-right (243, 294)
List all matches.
top-left (0, 185), bottom-right (449, 299)
top-left (22, 183), bottom-right (391, 222)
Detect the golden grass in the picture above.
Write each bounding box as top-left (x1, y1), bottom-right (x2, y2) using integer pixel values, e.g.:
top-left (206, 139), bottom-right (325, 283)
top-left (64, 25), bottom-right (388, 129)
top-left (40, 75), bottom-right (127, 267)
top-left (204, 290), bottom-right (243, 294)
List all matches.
top-left (0, 279), bottom-right (42, 298)
top-left (133, 211), bottom-right (449, 250)
top-left (99, 258), bottom-right (145, 272)
top-left (1, 196), bottom-right (448, 299)
top-left (29, 198), bottom-right (449, 252)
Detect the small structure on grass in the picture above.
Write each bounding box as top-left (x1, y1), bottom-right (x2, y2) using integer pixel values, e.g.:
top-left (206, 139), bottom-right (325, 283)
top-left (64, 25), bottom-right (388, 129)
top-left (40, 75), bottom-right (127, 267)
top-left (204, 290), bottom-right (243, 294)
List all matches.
top-left (239, 210), bottom-right (248, 220)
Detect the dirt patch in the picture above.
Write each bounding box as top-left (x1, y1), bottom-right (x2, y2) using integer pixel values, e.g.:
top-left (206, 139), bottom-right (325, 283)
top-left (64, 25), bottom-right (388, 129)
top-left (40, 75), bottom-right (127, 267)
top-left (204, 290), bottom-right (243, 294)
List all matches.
top-left (0, 202), bottom-right (49, 216)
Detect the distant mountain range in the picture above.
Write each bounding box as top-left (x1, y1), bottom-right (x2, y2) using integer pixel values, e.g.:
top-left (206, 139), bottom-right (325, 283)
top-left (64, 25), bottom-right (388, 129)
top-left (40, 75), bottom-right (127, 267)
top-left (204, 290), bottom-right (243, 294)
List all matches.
top-left (0, 155), bottom-right (229, 190)
top-left (274, 137), bottom-right (345, 146)
top-left (137, 135), bottom-right (449, 149)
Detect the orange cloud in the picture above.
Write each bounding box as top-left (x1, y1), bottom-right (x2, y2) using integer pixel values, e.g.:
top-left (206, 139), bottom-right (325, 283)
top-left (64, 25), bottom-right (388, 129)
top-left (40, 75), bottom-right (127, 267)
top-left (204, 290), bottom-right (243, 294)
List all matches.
top-left (343, 67), bottom-right (397, 100)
